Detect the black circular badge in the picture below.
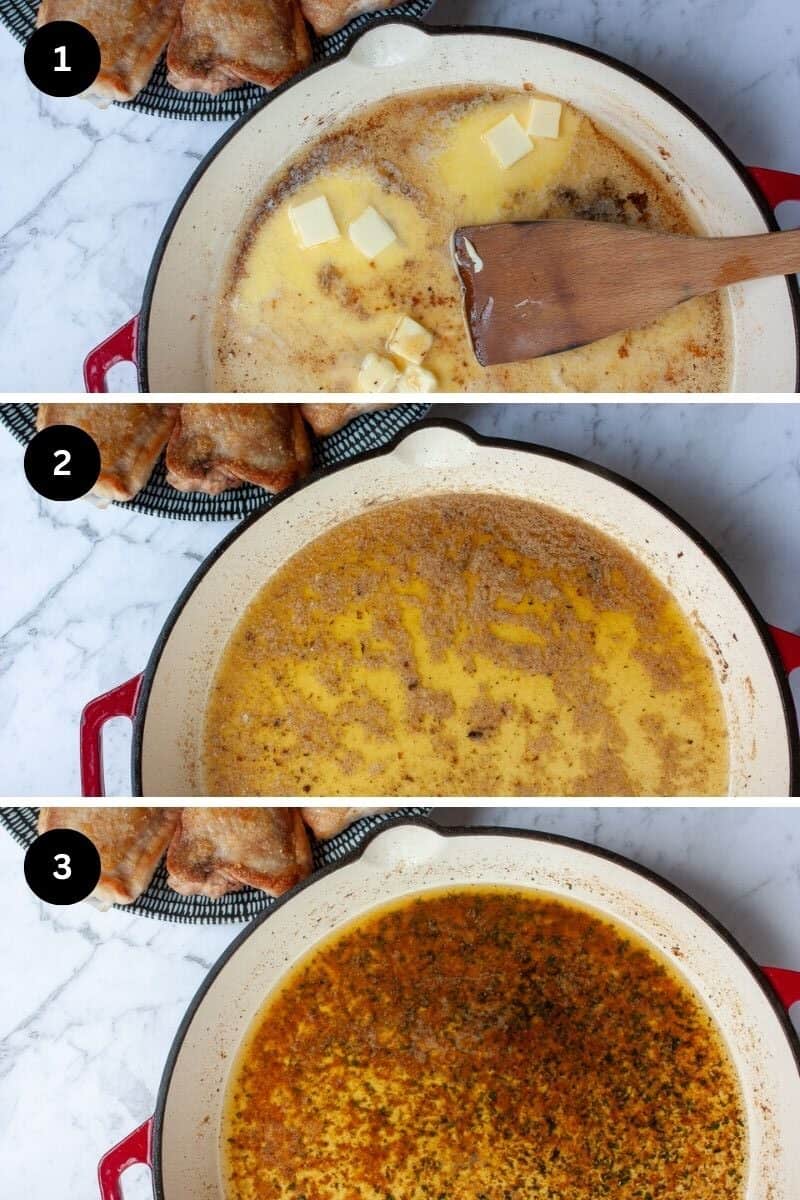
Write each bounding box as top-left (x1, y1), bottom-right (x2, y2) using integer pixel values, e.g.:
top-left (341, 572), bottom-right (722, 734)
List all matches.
top-left (24, 828), bottom-right (102, 905)
top-left (24, 424), bottom-right (101, 501)
top-left (24, 21), bottom-right (101, 98)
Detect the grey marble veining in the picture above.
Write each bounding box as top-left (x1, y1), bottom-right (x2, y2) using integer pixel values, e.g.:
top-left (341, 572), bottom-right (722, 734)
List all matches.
top-left (0, 0), bottom-right (799, 390)
top-left (0, 806), bottom-right (798, 1200)
top-left (0, 401), bottom-right (798, 797)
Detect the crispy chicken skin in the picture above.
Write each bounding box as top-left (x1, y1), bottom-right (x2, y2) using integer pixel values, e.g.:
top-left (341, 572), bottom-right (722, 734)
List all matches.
top-left (299, 0), bottom-right (404, 36)
top-left (166, 808), bottom-right (313, 897)
top-left (36, 0), bottom-right (181, 103)
top-left (301, 807), bottom-right (392, 839)
top-left (37, 808), bottom-right (180, 907)
top-left (167, 0), bottom-right (311, 93)
top-left (35, 404), bottom-right (178, 503)
top-left (300, 403), bottom-right (396, 436)
top-left (165, 403), bottom-right (312, 493)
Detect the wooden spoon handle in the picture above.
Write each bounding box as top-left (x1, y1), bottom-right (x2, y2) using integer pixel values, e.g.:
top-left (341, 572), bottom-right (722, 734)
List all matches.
top-left (689, 229), bottom-right (800, 291)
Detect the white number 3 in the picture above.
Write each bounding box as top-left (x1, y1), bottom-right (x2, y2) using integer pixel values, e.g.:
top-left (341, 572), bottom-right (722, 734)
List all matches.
top-left (53, 852), bottom-right (72, 880)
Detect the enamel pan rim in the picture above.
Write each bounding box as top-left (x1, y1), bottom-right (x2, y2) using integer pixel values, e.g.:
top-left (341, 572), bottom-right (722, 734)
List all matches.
top-left (136, 17), bottom-right (800, 392)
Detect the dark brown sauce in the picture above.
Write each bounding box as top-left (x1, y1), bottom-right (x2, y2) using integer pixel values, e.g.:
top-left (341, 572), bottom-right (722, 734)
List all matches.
top-left (224, 888), bottom-right (746, 1200)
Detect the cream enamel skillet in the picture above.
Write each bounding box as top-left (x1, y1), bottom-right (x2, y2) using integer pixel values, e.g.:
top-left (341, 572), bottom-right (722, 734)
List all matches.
top-left (78, 421), bottom-right (800, 796)
top-left (95, 822), bottom-right (800, 1200)
top-left (94, 20), bottom-right (798, 392)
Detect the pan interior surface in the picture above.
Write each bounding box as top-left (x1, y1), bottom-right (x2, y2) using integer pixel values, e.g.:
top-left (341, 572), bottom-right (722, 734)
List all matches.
top-left (223, 883), bottom-right (747, 1200)
top-left (156, 826), bottom-right (800, 1200)
top-left (215, 84), bottom-right (731, 394)
top-left (140, 426), bottom-right (793, 797)
top-left (144, 25), bottom-right (797, 392)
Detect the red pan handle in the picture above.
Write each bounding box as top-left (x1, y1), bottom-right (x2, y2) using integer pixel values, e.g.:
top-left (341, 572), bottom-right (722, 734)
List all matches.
top-left (80, 673), bottom-right (143, 797)
top-left (769, 625), bottom-right (800, 674)
top-left (749, 167), bottom-right (800, 209)
top-left (84, 315), bottom-right (139, 392)
top-left (98, 1118), bottom-right (153, 1200)
top-left (763, 966), bottom-right (800, 1009)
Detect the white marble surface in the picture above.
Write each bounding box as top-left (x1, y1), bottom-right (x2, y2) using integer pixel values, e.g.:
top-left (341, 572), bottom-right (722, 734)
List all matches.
top-left (1, 0), bottom-right (799, 391)
top-left (0, 806), bottom-right (798, 1200)
top-left (0, 401), bottom-right (798, 797)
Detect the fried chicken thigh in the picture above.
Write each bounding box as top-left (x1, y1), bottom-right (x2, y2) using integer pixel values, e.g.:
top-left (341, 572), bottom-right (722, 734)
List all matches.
top-left (35, 404), bottom-right (178, 503)
top-left (299, 0), bottom-right (404, 36)
top-left (167, 0), bottom-right (311, 93)
top-left (300, 403), bottom-right (396, 436)
top-left (165, 403), bottom-right (312, 493)
top-left (36, 0), bottom-right (181, 103)
top-left (301, 807), bottom-right (392, 839)
top-left (37, 808), bottom-right (180, 907)
top-left (166, 808), bottom-right (313, 897)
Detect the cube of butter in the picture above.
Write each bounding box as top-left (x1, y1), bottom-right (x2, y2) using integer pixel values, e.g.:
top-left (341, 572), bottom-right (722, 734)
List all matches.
top-left (349, 206), bottom-right (397, 260)
top-left (528, 98), bottom-right (562, 140)
top-left (358, 352), bottom-right (400, 393)
top-left (483, 114), bottom-right (533, 169)
top-left (288, 196), bottom-right (339, 248)
top-left (387, 315), bottom-right (434, 365)
top-left (397, 363), bottom-right (437, 393)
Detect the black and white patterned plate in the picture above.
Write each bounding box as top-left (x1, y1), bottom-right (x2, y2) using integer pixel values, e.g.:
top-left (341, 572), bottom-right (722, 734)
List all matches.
top-left (1, 2), bottom-right (435, 120)
top-left (0, 806), bottom-right (432, 923)
top-left (0, 403), bottom-right (430, 521)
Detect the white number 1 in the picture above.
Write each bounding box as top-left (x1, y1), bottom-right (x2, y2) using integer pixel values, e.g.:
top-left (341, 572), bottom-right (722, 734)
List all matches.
top-left (53, 852), bottom-right (72, 880)
top-left (53, 45), bottom-right (71, 72)
top-left (53, 449), bottom-right (71, 476)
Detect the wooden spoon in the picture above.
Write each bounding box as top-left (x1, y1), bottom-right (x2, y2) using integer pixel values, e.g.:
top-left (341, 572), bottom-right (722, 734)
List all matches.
top-left (453, 220), bottom-right (800, 366)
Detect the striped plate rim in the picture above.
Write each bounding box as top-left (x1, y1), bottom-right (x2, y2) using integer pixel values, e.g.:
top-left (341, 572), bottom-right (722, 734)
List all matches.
top-left (0, 1), bottom-right (435, 120)
top-left (0, 403), bottom-right (430, 521)
top-left (0, 806), bottom-right (433, 923)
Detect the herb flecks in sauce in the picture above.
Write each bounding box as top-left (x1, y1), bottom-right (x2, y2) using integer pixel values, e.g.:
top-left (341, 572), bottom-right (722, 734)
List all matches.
top-left (224, 888), bottom-right (745, 1200)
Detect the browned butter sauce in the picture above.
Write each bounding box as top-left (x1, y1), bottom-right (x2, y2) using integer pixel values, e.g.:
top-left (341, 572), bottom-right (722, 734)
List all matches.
top-left (203, 494), bottom-right (728, 797)
top-left (224, 887), bottom-right (746, 1200)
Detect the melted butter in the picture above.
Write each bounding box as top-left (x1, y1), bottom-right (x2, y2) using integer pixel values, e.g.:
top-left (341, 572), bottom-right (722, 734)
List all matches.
top-left (232, 172), bottom-right (428, 391)
top-left (216, 86), bottom-right (731, 392)
top-left (203, 494), bottom-right (728, 796)
top-left (436, 93), bottom-right (580, 220)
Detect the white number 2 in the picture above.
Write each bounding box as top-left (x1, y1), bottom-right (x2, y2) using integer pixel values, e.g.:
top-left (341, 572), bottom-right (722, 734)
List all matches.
top-left (53, 45), bottom-right (71, 72)
top-left (53, 449), bottom-right (71, 476)
top-left (53, 852), bottom-right (72, 881)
